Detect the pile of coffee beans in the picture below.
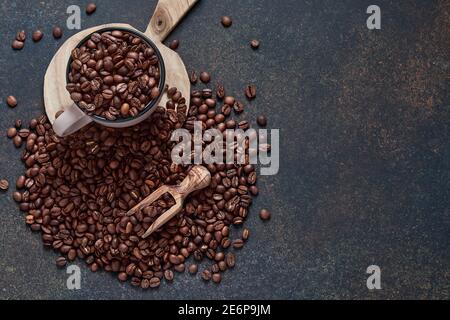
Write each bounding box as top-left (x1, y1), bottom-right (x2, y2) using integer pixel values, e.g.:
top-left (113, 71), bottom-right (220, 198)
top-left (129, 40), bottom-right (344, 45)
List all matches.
top-left (9, 79), bottom-right (261, 288)
top-left (66, 30), bottom-right (162, 120)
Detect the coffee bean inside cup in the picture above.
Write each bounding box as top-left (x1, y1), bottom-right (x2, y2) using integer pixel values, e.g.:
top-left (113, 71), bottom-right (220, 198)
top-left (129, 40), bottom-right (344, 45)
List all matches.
top-left (66, 30), bottom-right (162, 120)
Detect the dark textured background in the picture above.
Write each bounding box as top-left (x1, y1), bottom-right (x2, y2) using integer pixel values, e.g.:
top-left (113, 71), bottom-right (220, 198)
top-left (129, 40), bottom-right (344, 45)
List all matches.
top-left (0, 0), bottom-right (449, 300)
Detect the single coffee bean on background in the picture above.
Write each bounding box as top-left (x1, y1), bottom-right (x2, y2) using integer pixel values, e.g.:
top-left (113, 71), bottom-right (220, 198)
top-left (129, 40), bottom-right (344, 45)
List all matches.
top-left (12, 40), bottom-right (24, 50)
top-left (212, 273), bottom-right (222, 283)
top-left (189, 70), bottom-right (198, 84)
top-left (233, 239), bottom-right (244, 249)
top-left (216, 84), bottom-right (225, 99)
top-left (242, 228), bottom-right (250, 240)
top-left (221, 16), bottom-right (232, 27)
top-left (250, 39), bottom-right (260, 49)
top-left (257, 115), bottom-right (267, 127)
top-left (200, 71), bottom-right (211, 83)
top-left (169, 39), bottom-right (179, 50)
top-left (14, 119), bottom-right (22, 128)
top-left (245, 85), bottom-right (257, 99)
top-left (202, 269), bottom-right (212, 281)
top-left (0, 179), bottom-right (9, 190)
top-left (52, 26), bottom-right (63, 39)
top-left (259, 209), bottom-right (271, 220)
top-left (16, 30), bottom-right (26, 41)
top-left (86, 3), bottom-right (97, 14)
top-left (7, 127), bottom-right (17, 138)
top-left (188, 264), bottom-right (198, 274)
top-left (6, 96), bottom-right (17, 108)
top-left (56, 256), bottom-right (67, 268)
top-left (32, 30), bottom-right (43, 42)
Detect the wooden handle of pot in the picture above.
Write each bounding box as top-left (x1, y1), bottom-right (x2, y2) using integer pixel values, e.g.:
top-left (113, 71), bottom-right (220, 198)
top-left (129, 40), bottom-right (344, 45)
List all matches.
top-left (145, 0), bottom-right (199, 42)
top-left (175, 165), bottom-right (211, 198)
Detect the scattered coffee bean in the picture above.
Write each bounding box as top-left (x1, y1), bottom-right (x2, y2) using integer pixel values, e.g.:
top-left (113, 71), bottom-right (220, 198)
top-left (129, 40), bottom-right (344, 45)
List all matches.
top-left (245, 85), bottom-right (257, 99)
top-left (221, 16), bottom-right (232, 27)
top-left (250, 39), bottom-right (260, 49)
top-left (13, 136), bottom-right (22, 148)
top-left (216, 85), bottom-right (225, 100)
top-left (118, 272), bottom-right (128, 281)
top-left (52, 26), bottom-right (63, 39)
top-left (32, 30), bottom-right (43, 42)
top-left (233, 100), bottom-right (244, 114)
top-left (86, 3), bottom-right (97, 15)
top-left (257, 115), bottom-right (267, 127)
top-left (164, 270), bottom-right (174, 281)
top-left (6, 96), bottom-right (17, 108)
top-left (242, 228), bottom-right (250, 240)
top-left (259, 209), bottom-right (271, 220)
top-left (212, 273), bottom-right (222, 283)
top-left (0, 179), bottom-right (9, 190)
top-left (189, 70), bottom-right (198, 84)
top-left (202, 269), bottom-right (212, 281)
top-left (56, 256), bottom-right (67, 268)
top-left (7, 127), bottom-right (17, 138)
top-left (233, 239), bottom-right (244, 249)
top-left (14, 119), bottom-right (22, 129)
top-left (188, 264), bottom-right (198, 274)
top-left (200, 71), bottom-right (211, 83)
top-left (16, 30), bottom-right (26, 42)
top-left (12, 40), bottom-right (24, 50)
top-left (225, 253), bottom-right (235, 268)
top-left (169, 39), bottom-right (179, 50)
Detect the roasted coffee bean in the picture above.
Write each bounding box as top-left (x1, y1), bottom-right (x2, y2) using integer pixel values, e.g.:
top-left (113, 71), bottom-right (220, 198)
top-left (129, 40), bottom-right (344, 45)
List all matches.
top-left (202, 269), bottom-right (212, 281)
top-left (226, 253), bottom-right (235, 268)
top-left (233, 100), bottom-right (244, 114)
top-left (86, 3), bottom-right (97, 15)
top-left (13, 136), bottom-right (22, 148)
top-left (12, 40), bottom-right (24, 50)
top-left (200, 71), bottom-right (210, 83)
top-left (169, 39), bottom-right (179, 50)
top-left (250, 39), bottom-right (260, 49)
top-left (16, 176), bottom-right (26, 189)
top-left (232, 239), bottom-right (244, 249)
top-left (212, 273), bottom-right (222, 283)
top-left (189, 71), bottom-right (198, 84)
top-left (0, 179), bottom-right (9, 190)
top-left (216, 85), bottom-right (225, 99)
top-left (118, 272), bottom-right (128, 282)
top-left (7, 127), bottom-right (17, 138)
top-left (221, 16), bottom-right (232, 27)
top-left (259, 209), bottom-right (271, 220)
top-left (53, 26), bottom-right (63, 39)
top-left (32, 30), bottom-right (43, 42)
top-left (6, 96), bottom-right (17, 108)
top-left (164, 270), bottom-right (174, 281)
top-left (245, 85), bottom-right (257, 99)
top-left (188, 264), bottom-right (198, 274)
top-left (149, 277), bottom-right (161, 288)
top-left (242, 228), bottom-right (250, 240)
top-left (14, 119), bottom-right (22, 128)
top-left (16, 30), bottom-right (26, 42)
top-left (257, 115), bottom-right (267, 127)
top-left (56, 256), bottom-right (67, 268)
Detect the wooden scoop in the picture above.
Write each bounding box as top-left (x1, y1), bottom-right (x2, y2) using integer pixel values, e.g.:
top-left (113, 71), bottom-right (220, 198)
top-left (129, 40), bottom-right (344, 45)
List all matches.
top-left (127, 165), bottom-right (211, 238)
top-left (44, 0), bottom-right (198, 135)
